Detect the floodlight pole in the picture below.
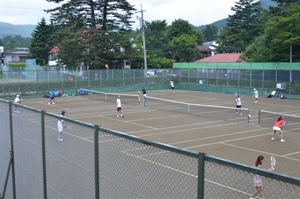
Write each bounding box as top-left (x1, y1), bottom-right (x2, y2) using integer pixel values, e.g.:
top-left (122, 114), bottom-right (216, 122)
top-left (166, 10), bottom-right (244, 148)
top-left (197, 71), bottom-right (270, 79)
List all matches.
top-left (136, 5), bottom-right (147, 76)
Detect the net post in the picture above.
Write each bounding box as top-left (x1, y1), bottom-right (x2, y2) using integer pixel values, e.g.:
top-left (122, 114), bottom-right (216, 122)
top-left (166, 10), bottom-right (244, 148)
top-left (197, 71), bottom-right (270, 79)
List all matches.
top-left (197, 152), bottom-right (205, 199)
top-left (94, 125), bottom-right (100, 199)
top-left (9, 101), bottom-right (17, 199)
top-left (247, 109), bottom-right (250, 123)
top-left (188, 104), bottom-right (190, 114)
top-left (258, 110), bottom-right (261, 125)
top-left (41, 110), bottom-right (48, 199)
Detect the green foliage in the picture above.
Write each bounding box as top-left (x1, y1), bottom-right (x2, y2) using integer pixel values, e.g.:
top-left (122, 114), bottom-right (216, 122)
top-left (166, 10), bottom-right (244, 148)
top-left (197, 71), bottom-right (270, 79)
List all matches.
top-left (217, 0), bottom-right (265, 53)
top-left (1, 35), bottom-right (31, 51)
top-left (202, 25), bottom-right (218, 42)
top-left (171, 34), bottom-right (200, 62)
top-left (8, 63), bottom-right (26, 68)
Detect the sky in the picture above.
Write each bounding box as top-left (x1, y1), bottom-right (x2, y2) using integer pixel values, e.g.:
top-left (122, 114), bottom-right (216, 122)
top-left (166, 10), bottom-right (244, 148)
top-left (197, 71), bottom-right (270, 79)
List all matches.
top-left (0, 0), bottom-right (237, 27)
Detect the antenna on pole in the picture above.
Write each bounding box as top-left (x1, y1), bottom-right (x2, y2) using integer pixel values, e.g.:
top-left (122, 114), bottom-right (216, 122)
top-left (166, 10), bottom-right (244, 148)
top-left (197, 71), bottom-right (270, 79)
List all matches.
top-left (136, 5), bottom-right (147, 76)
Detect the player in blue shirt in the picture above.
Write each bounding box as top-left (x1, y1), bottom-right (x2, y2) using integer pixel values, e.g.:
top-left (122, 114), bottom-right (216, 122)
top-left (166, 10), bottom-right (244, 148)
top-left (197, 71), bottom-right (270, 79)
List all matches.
top-left (48, 89), bottom-right (56, 105)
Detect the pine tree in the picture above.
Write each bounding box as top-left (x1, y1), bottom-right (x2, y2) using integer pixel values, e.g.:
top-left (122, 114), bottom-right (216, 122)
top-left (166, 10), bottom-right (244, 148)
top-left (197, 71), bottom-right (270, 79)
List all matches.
top-left (217, 0), bottom-right (264, 53)
top-left (30, 18), bottom-right (55, 65)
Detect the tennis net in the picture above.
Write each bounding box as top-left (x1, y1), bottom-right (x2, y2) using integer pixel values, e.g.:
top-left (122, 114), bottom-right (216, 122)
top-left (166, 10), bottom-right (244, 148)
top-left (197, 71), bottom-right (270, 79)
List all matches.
top-left (258, 110), bottom-right (300, 133)
top-left (80, 89), bottom-right (140, 105)
top-left (146, 96), bottom-right (250, 123)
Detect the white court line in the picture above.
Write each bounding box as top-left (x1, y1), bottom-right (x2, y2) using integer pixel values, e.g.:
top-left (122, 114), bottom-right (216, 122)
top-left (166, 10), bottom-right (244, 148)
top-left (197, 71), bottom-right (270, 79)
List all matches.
top-left (28, 118), bottom-right (93, 142)
top-left (139, 123), bottom-right (236, 137)
top-left (169, 128), bottom-right (269, 145)
top-left (38, 101), bottom-right (69, 110)
top-left (121, 150), bottom-right (252, 197)
top-left (99, 115), bottom-right (158, 130)
top-left (282, 151), bottom-right (300, 157)
top-left (220, 142), bottom-right (300, 162)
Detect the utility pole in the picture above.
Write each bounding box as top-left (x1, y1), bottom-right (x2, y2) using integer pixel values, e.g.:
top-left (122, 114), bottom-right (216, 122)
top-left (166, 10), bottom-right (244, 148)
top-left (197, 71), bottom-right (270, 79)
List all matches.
top-left (136, 5), bottom-right (147, 76)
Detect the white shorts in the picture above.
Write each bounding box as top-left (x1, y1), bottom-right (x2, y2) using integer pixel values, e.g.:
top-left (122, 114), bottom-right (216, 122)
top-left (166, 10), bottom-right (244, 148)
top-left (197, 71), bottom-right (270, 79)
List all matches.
top-left (255, 95), bottom-right (258, 98)
top-left (143, 94), bottom-right (147, 97)
top-left (58, 124), bottom-right (63, 132)
top-left (273, 126), bottom-right (281, 131)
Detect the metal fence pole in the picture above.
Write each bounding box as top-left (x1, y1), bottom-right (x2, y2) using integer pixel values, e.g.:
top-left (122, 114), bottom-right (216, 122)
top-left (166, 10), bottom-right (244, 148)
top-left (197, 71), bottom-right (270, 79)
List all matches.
top-left (197, 152), bottom-right (205, 199)
top-left (289, 70), bottom-right (292, 95)
top-left (41, 110), bottom-right (48, 199)
top-left (9, 102), bottom-right (17, 199)
top-left (94, 125), bottom-right (100, 199)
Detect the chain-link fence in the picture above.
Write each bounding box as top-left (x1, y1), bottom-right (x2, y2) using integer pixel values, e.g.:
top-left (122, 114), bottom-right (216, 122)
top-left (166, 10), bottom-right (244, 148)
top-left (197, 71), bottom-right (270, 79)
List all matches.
top-left (0, 99), bottom-right (299, 198)
top-left (1, 65), bottom-right (299, 97)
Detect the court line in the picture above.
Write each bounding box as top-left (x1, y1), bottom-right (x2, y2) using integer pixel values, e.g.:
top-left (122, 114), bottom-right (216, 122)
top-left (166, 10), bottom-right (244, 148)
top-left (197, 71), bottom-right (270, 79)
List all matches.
top-left (121, 150), bottom-right (252, 197)
top-left (169, 128), bottom-right (269, 145)
top-left (220, 142), bottom-right (300, 162)
top-left (282, 151), bottom-right (300, 157)
top-left (139, 123), bottom-right (236, 137)
top-left (38, 101), bottom-right (69, 110)
top-left (98, 115), bottom-right (158, 130)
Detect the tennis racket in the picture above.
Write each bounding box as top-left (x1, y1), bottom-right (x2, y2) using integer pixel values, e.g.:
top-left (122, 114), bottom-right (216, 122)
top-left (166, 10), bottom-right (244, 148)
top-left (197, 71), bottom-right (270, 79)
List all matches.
top-left (234, 92), bottom-right (238, 98)
top-left (67, 125), bottom-right (72, 130)
top-left (270, 156), bottom-right (276, 171)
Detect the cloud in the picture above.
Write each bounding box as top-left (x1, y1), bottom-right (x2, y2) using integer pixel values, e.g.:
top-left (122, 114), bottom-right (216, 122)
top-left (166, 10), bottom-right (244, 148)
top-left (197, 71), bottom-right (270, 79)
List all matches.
top-left (0, 0), bottom-right (236, 26)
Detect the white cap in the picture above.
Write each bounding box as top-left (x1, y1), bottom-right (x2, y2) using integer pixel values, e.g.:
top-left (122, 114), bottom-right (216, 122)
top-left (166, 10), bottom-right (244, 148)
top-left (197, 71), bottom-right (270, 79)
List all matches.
top-left (254, 88), bottom-right (256, 90)
top-left (17, 95), bottom-right (20, 97)
top-left (118, 95), bottom-right (120, 98)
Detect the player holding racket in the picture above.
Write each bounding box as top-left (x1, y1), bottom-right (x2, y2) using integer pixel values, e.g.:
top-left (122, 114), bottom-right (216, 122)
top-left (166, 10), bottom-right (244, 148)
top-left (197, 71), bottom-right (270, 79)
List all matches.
top-left (170, 80), bottom-right (175, 94)
top-left (142, 87), bottom-right (147, 106)
top-left (57, 110), bottom-right (66, 142)
top-left (250, 155), bottom-right (265, 199)
top-left (116, 96), bottom-right (123, 118)
top-left (271, 116), bottom-right (285, 142)
top-left (235, 95), bottom-right (242, 115)
top-left (14, 95), bottom-right (21, 113)
top-left (253, 88), bottom-right (258, 103)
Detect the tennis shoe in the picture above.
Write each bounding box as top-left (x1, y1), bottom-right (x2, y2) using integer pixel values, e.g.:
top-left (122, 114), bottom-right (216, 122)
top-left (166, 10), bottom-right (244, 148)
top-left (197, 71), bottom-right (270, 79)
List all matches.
top-left (240, 113), bottom-right (242, 115)
top-left (271, 137), bottom-right (275, 141)
top-left (249, 197), bottom-right (255, 199)
top-left (121, 115), bottom-right (124, 118)
top-left (57, 138), bottom-right (63, 142)
top-left (280, 139), bottom-right (285, 142)
top-left (48, 102), bottom-right (50, 105)
top-left (52, 102), bottom-right (55, 105)
top-left (255, 101), bottom-right (257, 103)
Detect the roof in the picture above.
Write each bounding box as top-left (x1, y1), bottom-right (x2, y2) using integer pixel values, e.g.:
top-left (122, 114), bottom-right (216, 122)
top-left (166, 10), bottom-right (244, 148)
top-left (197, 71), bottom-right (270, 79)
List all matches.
top-left (198, 45), bottom-right (213, 52)
top-left (194, 53), bottom-right (244, 63)
top-left (49, 46), bottom-right (59, 54)
top-left (3, 51), bottom-right (31, 55)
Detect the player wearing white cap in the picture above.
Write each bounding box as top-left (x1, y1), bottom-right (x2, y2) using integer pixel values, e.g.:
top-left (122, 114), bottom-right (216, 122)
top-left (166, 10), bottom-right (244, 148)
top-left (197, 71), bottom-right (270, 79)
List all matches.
top-left (253, 88), bottom-right (258, 103)
top-left (14, 95), bottom-right (21, 113)
top-left (116, 95), bottom-right (123, 118)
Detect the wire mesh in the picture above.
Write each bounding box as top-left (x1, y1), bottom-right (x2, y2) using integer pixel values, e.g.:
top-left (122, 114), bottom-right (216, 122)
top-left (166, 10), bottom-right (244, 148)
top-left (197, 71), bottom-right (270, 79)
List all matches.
top-left (0, 100), bottom-right (13, 199)
top-left (97, 129), bottom-right (198, 198)
top-left (44, 113), bottom-right (95, 199)
top-left (204, 160), bottom-right (300, 199)
top-left (12, 105), bottom-right (44, 198)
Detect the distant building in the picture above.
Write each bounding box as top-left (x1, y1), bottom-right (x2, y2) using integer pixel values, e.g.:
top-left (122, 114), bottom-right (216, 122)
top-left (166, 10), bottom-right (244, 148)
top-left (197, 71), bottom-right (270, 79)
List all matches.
top-left (48, 46), bottom-right (59, 66)
top-left (194, 53), bottom-right (245, 63)
top-left (3, 48), bottom-right (31, 65)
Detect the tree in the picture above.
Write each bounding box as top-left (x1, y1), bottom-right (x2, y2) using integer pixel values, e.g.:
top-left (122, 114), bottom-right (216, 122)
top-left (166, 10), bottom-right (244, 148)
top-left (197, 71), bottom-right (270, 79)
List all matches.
top-left (217, 0), bottom-right (265, 53)
top-left (30, 18), bottom-right (55, 65)
top-left (168, 19), bottom-right (204, 45)
top-left (202, 25), bottom-right (218, 42)
top-left (171, 34), bottom-right (200, 62)
top-left (46, 0), bottom-right (136, 69)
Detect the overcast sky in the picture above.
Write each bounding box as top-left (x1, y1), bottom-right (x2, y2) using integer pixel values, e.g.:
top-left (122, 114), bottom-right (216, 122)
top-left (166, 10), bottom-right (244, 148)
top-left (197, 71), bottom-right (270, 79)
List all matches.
top-left (0, 0), bottom-right (237, 27)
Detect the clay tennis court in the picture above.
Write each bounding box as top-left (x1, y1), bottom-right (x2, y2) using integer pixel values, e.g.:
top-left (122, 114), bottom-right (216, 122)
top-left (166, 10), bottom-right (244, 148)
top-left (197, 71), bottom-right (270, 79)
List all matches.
top-left (22, 89), bottom-right (300, 179)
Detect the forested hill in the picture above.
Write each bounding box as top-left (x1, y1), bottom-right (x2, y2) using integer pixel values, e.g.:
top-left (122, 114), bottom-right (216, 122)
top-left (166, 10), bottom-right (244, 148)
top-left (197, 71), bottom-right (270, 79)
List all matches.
top-left (195, 0), bottom-right (277, 31)
top-left (0, 22), bottom-right (35, 38)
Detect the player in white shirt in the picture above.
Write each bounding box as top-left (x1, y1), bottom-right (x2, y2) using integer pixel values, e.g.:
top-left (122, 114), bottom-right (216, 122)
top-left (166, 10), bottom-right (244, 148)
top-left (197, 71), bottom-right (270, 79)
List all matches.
top-left (170, 80), bottom-right (175, 94)
top-left (253, 88), bottom-right (258, 103)
top-left (116, 96), bottom-right (123, 118)
top-left (235, 95), bottom-right (242, 115)
top-left (57, 110), bottom-right (66, 142)
top-left (14, 95), bottom-right (21, 113)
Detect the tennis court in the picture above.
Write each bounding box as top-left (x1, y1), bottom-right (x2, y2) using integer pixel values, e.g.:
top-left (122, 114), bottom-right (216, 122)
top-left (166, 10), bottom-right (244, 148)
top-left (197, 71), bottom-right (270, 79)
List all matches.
top-left (21, 89), bottom-right (300, 180)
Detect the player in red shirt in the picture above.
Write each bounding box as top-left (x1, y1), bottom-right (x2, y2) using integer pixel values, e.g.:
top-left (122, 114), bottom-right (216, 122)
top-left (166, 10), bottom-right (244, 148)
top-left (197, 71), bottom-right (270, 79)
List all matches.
top-left (271, 116), bottom-right (285, 142)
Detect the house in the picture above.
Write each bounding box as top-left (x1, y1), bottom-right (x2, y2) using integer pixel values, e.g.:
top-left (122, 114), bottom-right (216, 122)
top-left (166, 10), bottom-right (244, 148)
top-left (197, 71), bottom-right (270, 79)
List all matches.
top-left (194, 53), bottom-right (244, 63)
top-left (48, 46), bottom-right (59, 66)
top-left (3, 48), bottom-right (31, 65)
top-left (198, 45), bottom-right (215, 57)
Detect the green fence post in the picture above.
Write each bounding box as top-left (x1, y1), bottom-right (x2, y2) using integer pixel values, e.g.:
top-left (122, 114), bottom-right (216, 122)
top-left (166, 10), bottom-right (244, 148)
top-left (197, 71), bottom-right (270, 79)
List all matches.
top-left (41, 110), bottom-right (48, 199)
top-left (94, 125), bottom-right (100, 199)
top-left (9, 102), bottom-right (17, 199)
top-left (198, 152), bottom-right (205, 199)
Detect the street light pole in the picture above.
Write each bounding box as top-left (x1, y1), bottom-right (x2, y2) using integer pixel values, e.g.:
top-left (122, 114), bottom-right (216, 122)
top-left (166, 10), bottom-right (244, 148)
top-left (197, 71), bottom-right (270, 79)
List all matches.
top-left (136, 5), bottom-right (147, 76)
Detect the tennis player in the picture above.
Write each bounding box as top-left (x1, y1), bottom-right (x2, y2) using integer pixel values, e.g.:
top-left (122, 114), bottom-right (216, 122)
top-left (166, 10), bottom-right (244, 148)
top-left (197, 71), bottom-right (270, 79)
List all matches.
top-left (142, 87), bottom-right (147, 106)
top-left (57, 110), bottom-right (66, 142)
top-left (116, 95), bottom-right (123, 118)
top-left (48, 89), bottom-right (56, 105)
top-left (271, 116), bottom-right (285, 142)
top-left (170, 80), bottom-right (175, 94)
top-left (250, 155), bottom-right (265, 199)
top-left (235, 95), bottom-right (242, 115)
top-left (14, 95), bottom-right (21, 113)
top-left (253, 88), bottom-right (258, 103)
